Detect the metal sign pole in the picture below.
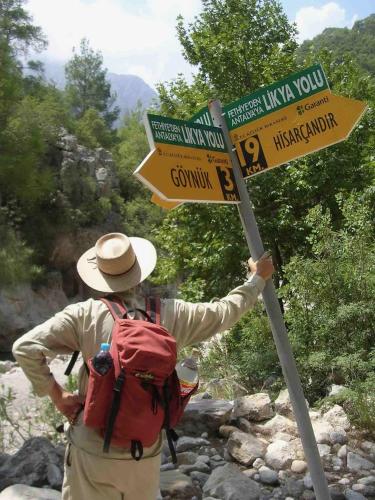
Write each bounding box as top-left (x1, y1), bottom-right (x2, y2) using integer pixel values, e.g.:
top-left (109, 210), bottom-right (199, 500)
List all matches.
top-left (209, 99), bottom-right (331, 500)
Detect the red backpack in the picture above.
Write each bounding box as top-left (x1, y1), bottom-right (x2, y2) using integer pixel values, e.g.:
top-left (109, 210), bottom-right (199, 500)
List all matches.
top-left (81, 296), bottom-right (197, 461)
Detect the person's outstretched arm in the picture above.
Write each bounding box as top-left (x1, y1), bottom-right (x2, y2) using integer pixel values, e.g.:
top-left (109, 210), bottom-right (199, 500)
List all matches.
top-left (162, 253), bottom-right (274, 349)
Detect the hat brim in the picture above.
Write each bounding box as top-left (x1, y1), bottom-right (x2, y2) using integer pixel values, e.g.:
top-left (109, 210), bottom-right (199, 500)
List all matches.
top-left (76, 237), bottom-right (157, 293)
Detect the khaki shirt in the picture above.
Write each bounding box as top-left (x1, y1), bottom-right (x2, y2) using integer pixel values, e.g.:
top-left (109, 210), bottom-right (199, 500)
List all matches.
top-left (13, 275), bottom-right (265, 459)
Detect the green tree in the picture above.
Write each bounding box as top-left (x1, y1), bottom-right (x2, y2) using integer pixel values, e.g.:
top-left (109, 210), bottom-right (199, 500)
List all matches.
top-left (75, 108), bottom-right (113, 149)
top-left (297, 14), bottom-right (375, 77)
top-left (0, 0), bottom-right (46, 55)
top-left (154, 2), bottom-right (375, 299)
top-left (65, 38), bottom-right (119, 127)
top-left (115, 106), bottom-right (164, 240)
top-left (176, 0), bottom-right (298, 103)
top-left (281, 190), bottom-right (375, 401)
top-left (0, 38), bottom-right (22, 127)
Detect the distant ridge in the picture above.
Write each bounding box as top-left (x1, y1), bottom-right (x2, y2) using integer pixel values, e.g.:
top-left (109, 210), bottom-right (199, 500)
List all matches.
top-left (39, 60), bottom-right (158, 126)
top-left (297, 14), bottom-right (375, 77)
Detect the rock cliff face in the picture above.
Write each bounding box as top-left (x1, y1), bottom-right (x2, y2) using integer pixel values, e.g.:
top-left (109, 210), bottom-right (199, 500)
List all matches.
top-left (57, 131), bottom-right (119, 203)
top-left (0, 132), bottom-right (122, 352)
top-left (0, 274), bottom-right (68, 352)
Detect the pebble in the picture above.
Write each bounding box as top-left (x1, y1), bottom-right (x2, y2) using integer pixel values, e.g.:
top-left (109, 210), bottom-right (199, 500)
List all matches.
top-left (253, 457), bottom-right (266, 469)
top-left (259, 466), bottom-right (279, 485)
top-left (291, 459), bottom-right (307, 473)
top-left (338, 445), bottom-right (348, 459)
top-left (351, 484), bottom-right (366, 492)
top-left (344, 489), bottom-right (367, 500)
top-left (338, 478), bottom-right (351, 485)
top-left (358, 475), bottom-right (375, 485)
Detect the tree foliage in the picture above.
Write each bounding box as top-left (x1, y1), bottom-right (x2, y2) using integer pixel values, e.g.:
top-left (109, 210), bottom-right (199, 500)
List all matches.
top-left (65, 38), bottom-right (119, 127)
top-left (298, 14), bottom-right (375, 77)
top-left (176, 0), bottom-right (298, 103)
top-left (155, 2), bottom-right (375, 296)
top-left (115, 106), bottom-right (164, 240)
top-left (281, 190), bottom-right (375, 400)
top-left (0, 0), bottom-right (46, 55)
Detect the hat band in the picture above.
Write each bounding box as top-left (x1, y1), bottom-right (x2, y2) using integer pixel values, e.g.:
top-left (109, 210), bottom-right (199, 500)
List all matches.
top-left (97, 258), bottom-right (137, 277)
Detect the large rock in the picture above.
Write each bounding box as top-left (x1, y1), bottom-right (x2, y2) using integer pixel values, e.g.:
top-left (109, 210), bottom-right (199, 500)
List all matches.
top-left (0, 485), bottom-right (61, 499)
top-left (177, 399), bottom-right (233, 435)
top-left (175, 436), bottom-right (210, 453)
top-left (312, 420), bottom-right (335, 444)
top-left (227, 431), bottom-right (267, 466)
top-left (255, 414), bottom-right (298, 438)
top-left (265, 440), bottom-right (297, 470)
top-left (203, 463), bottom-right (261, 499)
top-left (323, 405), bottom-right (350, 431)
top-left (0, 438), bottom-right (64, 492)
top-left (329, 385), bottom-right (347, 397)
top-left (233, 393), bottom-right (274, 422)
top-left (159, 470), bottom-right (199, 499)
top-left (347, 452), bottom-right (374, 471)
top-left (58, 134), bottom-right (119, 203)
top-left (0, 275), bottom-right (68, 351)
top-left (274, 389), bottom-right (309, 419)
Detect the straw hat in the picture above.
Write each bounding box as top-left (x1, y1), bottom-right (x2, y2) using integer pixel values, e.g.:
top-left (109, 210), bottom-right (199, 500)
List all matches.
top-left (77, 233), bottom-right (157, 293)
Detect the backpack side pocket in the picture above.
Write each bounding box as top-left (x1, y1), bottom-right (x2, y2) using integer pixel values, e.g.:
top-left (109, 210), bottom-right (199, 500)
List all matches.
top-left (83, 359), bottom-right (115, 429)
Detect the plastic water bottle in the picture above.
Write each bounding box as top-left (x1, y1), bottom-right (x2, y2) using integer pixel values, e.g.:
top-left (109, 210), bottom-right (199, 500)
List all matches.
top-left (175, 357), bottom-right (198, 397)
top-left (92, 343), bottom-right (113, 375)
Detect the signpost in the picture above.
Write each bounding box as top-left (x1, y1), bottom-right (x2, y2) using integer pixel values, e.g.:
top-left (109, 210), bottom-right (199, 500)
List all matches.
top-left (210, 99), bottom-right (332, 500)
top-left (135, 114), bottom-right (240, 203)
top-left (224, 65), bottom-right (367, 178)
top-left (190, 106), bottom-right (214, 127)
top-left (151, 193), bottom-right (182, 210)
top-left (134, 65), bottom-right (367, 500)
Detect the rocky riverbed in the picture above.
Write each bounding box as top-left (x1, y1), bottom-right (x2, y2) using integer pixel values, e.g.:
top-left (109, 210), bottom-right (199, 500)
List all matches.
top-left (0, 360), bottom-right (374, 499)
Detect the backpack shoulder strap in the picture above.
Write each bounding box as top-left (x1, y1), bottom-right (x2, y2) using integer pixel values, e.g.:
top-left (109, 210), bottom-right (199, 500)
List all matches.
top-left (64, 350), bottom-right (79, 376)
top-left (145, 297), bottom-right (161, 325)
top-left (65, 297), bottom-right (125, 377)
top-left (100, 296), bottom-right (127, 319)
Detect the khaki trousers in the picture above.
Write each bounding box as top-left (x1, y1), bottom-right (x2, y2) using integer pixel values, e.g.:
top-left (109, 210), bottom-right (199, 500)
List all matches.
top-left (62, 443), bottom-right (161, 500)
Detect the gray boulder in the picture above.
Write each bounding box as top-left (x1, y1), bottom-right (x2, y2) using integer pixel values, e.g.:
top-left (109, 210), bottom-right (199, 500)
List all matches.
top-left (265, 440), bottom-right (297, 470)
top-left (227, 431), bottom-right (267, 466)
top-left (323, 405), bottom-right (350, 431)
top-left (0, 485), bottom-right (61, 499)
top-left (258, 466), bottom-right (279, 485)
top-left (344, 490), bottom-right (367, 500)
top-left (203, 463), bottom-right (260, 499)
top-left (177, 399), bottom-right (233, 435)
top-left (159, 470), bottom-right (199, 499)
top-left (175, 437), bottom-right (210, 453)
top-left (347, 452), bottom-right (374, 471)
top-left (0, 438), bottom-right (64, 492)
top-left (233, 393), bottom-right (274, 422)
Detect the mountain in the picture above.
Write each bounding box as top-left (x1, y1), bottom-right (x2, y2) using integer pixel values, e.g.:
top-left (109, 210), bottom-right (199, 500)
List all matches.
top-left (297, 14), bottom-right (375, 76)
top-left (39, 60), bottom-right (158, 126)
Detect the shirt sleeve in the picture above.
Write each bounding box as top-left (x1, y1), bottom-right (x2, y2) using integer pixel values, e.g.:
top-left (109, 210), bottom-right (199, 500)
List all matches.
top-left (12, 303), bottom-right (83, 396)
top-left (162, 273), bottom-right (266, 350)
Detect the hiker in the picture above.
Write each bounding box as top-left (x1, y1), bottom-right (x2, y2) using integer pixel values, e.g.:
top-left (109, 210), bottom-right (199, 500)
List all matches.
top-left (12, 232), bottom-right (274, 500)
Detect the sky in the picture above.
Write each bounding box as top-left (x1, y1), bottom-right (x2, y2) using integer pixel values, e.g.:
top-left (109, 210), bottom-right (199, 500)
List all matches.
top-left (26, 0), bottom-right (374, 89)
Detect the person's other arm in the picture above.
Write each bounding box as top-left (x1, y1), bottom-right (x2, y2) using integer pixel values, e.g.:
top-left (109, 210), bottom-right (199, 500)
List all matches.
top-left (12, 303), bottom-right (85, 422)
top-left (163, 254), bottom-right (274, 349)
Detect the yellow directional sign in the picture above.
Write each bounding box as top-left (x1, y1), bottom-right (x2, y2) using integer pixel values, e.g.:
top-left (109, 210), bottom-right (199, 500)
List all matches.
top-left (135, 114), bottom-right (240, 203)
top-left (228, 90), bottom-right (367, 178)
top-left (135, 144), bottom-right (239, 203)
top-left (151, 193), bottom-right (182, 210)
